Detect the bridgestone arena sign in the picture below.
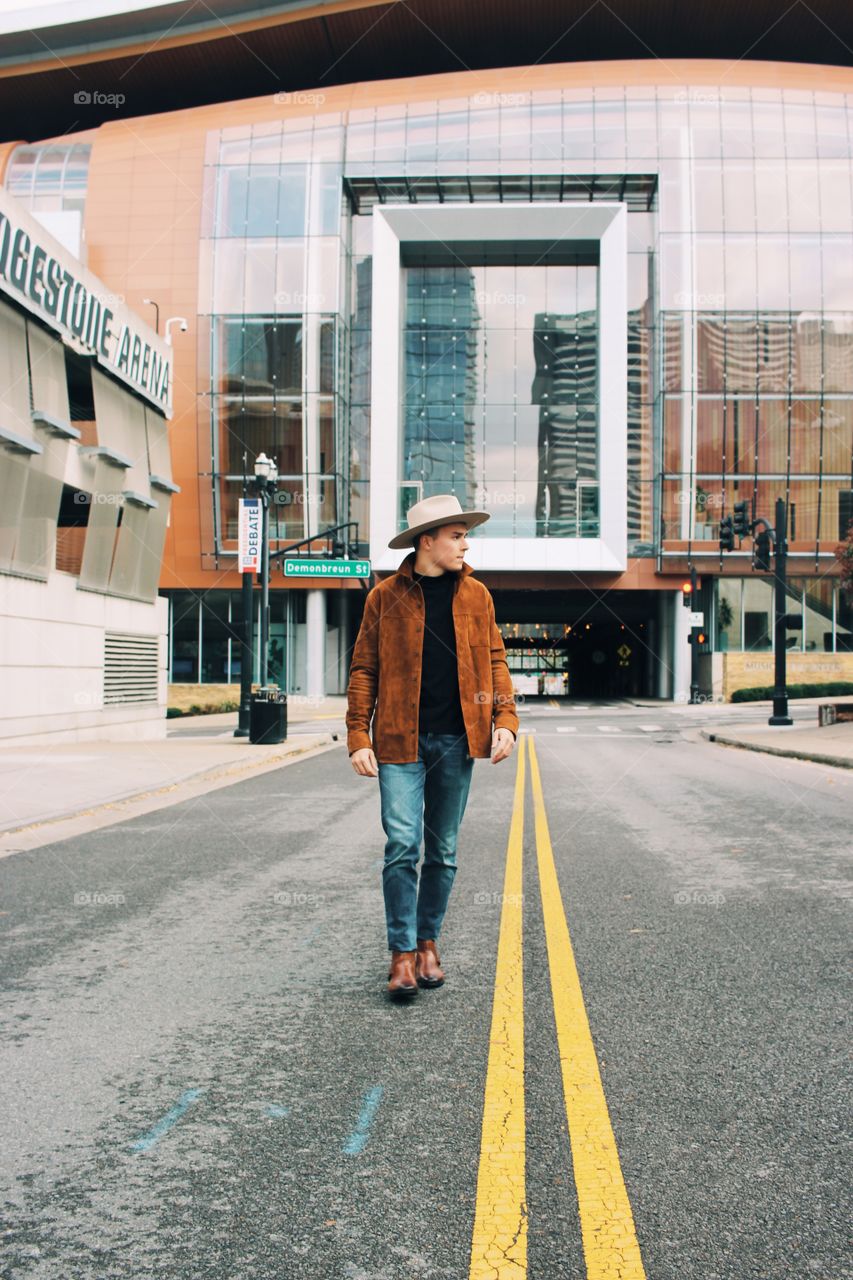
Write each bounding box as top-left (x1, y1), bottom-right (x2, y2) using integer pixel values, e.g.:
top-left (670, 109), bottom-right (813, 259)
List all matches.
top-left (0, 187), bottom-right (171, 413)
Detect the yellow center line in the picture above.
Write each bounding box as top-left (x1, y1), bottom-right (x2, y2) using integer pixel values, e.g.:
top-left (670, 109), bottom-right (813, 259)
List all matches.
top-left (527, 735), bottom-right (646, 1279)
top-left (468, 732), bottom-right (528, 1280)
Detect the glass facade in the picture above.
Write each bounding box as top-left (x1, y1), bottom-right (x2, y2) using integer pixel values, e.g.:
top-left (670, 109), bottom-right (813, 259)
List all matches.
top-left (713, 576), bottom-right (851, 652)
top-left (5, 142), bottom-right (91, 214)
top-left (198, 83), bottom-right (852, 571)
top-left (198, 118), bottom-right (347, 566)
top-left (164, 588), bottom-right (355, 690)
top-left (9, 85), bottom-right (851, 575)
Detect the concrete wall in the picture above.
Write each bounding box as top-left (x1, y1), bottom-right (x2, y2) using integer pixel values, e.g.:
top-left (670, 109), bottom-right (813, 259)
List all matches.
top-left (0, 570), bottom-right (168, 744)
top-left (721, 651), bottom-right (853, 701)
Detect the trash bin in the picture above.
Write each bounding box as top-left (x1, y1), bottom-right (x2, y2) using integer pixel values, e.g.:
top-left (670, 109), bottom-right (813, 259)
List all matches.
top-left (249, 686), bottom-right (287, 744)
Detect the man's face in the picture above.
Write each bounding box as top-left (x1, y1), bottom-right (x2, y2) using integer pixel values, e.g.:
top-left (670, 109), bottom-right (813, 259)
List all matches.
top-left (420, 522), bottom-right (470, 571)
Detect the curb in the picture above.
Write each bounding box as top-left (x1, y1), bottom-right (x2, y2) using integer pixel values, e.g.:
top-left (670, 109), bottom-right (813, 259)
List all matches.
top-left (700, 729), bottom-right (853, 771)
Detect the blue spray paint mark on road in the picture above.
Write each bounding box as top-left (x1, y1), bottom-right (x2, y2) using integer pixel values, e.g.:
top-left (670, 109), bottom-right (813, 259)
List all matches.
top-left (263, 1104), bottom-right (291, 1118)
top-left (342, 1085), bottom-right (383, 1155)
top-left (129, 1087), bottom-right (206, 1152)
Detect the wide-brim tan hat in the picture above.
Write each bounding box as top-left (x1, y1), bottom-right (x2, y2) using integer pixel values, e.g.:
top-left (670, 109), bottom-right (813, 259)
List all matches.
top-left (388, 493), bottom-right (490, 549)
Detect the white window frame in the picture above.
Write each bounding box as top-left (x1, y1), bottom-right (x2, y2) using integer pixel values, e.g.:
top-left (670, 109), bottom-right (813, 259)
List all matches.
top-left (369, 202), bottom-right (627, 572)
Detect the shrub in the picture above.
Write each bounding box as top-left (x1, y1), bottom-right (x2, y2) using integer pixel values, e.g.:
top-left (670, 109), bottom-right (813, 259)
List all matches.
top-left (731, 681), bottom-right (853, 702)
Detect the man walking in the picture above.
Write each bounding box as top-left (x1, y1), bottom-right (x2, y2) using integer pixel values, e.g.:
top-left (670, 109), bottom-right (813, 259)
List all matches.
top-left (346, 494), bottom-right (519, 1000)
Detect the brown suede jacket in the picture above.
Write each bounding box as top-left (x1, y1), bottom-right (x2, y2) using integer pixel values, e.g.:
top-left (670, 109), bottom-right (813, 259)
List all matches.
top-left (346, 550), bottom-right (520, 763)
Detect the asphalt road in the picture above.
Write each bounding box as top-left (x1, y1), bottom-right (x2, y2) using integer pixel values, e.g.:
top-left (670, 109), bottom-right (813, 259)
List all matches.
top-left (1, 708), bottom-right (850, 1280)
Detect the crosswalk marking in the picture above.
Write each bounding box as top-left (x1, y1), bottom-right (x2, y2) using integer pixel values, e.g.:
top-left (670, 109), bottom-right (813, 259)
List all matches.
top-left (528, 738), bottom-right (647, 1278)
top-left (468, 734), bottom-right (527, 1278)
top-left (556, 726), bottom-right (578, 734)
top-left (637, 725), bottom-right (662, 733)
top-left (597, 725), bottom-right (621, 733)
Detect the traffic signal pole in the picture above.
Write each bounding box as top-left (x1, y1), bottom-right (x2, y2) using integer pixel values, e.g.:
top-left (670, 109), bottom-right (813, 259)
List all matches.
top-left (769, 497), bottom-right (793, 726)
top-left (720, 495), bottom-right (796, 726)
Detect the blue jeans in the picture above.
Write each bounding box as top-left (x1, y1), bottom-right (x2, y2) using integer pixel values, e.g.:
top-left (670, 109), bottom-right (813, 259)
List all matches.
top-left (377, 732), bottom-right (475, 953)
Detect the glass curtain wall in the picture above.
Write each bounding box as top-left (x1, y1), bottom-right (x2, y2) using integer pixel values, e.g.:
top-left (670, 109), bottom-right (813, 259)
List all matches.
top-left (199, 118), bottom-right (346, 566)
top-left (659, 87), bottom-right (853, 560)
top-left (195, 86), bottom-right (852, 567)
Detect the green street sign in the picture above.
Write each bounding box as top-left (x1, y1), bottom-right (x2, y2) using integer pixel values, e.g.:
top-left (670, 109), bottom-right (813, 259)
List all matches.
top-left (283, 558), bottom-right (371, 578)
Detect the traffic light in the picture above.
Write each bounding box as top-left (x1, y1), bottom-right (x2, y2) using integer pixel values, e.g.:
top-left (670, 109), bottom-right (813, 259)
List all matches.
top-left (733, 499), bottom-right (751, 538)
top-left (719, 513), bottom-right (735, 552)
top-left (681, 566), bottom-right (698, 608)
top-left (687, 628), bottom-right (707, 646)
top-left (754, 529), bottom-right (772, 571)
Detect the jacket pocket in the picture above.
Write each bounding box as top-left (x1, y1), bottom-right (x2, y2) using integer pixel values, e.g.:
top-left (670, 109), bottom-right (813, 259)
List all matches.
top-left (465, 613), bottom-right (490, 647)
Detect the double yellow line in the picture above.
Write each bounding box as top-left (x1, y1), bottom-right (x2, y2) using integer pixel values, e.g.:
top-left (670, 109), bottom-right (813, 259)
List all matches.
top-left (468, 733), bottom-right (646, 1280)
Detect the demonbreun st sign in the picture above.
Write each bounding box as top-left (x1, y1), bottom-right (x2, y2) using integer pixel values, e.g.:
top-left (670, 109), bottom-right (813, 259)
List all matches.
top-left (0, 187), bottom-right (171, 414)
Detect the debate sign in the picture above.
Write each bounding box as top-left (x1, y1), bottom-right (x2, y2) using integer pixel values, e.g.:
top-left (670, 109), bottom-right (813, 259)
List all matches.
top-left (238, 499), bottom-right (261, 573)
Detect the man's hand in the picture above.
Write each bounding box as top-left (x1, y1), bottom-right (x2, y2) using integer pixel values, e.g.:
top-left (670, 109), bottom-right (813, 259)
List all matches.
top-left (491, 727), bottom-right (515, 764)
top-left (350, 747), bottom-right (378, 777)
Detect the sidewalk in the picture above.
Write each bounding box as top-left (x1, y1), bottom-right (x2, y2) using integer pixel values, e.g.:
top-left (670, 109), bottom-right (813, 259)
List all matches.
top-left (700, 716), bottom-right (853, 770)
top-left (0, 725), bottom-right (342, 855)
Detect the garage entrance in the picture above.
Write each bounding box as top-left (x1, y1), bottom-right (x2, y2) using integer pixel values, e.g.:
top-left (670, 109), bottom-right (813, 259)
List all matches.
top-left (492, 589), bottom-right (663, 700)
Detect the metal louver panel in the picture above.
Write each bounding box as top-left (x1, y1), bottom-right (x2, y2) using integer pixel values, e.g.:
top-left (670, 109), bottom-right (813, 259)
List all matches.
top-left (103, 632), bottom-right (159, 705)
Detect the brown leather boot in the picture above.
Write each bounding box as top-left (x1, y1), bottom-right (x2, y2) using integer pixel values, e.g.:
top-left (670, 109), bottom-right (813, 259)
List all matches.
top-left (415, 938), bottom-right (445, 988)
top-left (387, 949), bottom-right (418, 998)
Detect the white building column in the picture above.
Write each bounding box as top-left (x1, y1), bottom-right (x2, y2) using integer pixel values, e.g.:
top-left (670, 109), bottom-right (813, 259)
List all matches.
top-left (671, 588), bottom-right (693, 703)
top-left (306, 588), bottom-right (326, 698)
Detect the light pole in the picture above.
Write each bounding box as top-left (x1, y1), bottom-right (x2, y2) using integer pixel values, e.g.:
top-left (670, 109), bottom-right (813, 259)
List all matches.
top-left (142, 298), bottom-right (159, 334)
top-left (234, 452), bottom-right (254, 738)
top-left (253, 451), bottom-right (278, 686)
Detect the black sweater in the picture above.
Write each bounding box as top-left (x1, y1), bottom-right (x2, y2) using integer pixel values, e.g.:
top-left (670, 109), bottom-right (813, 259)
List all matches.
top-left (412, 569), bottom-right (467, 737)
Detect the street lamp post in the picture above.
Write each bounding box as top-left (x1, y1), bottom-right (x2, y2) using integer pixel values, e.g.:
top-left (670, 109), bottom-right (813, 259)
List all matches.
top-left (253, 451), bottom-right (278, 686)
top-left (234, 453), bottom-right (254, 738)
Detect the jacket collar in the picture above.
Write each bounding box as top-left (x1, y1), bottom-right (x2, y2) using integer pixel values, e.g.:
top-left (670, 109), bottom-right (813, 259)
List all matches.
top-left (396, 549), bottom-right (473, 591)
